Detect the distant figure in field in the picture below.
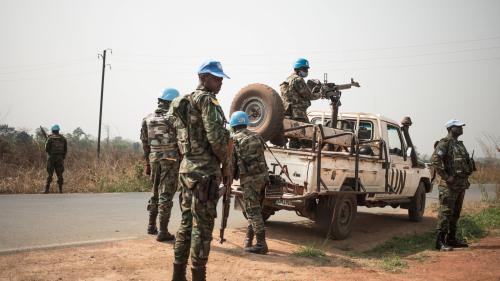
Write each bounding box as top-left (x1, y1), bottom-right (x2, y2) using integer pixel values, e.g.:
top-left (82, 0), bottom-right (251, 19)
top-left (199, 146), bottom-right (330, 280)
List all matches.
top-left (43, 124), bottom-right (67, 194)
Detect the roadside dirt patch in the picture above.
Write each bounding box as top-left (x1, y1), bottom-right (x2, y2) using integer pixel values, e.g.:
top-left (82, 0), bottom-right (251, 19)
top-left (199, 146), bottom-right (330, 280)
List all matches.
top-left (1, 211), bottom-right (499, 281)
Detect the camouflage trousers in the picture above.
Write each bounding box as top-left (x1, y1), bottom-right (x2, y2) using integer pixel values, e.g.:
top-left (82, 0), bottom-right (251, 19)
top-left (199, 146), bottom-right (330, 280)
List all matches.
top-left (147, 159), bottom-right (179, 226)
top-left (436, 185), bottom-right (466, 233)
top-left (46, 156), bottom-right (64, 186)
top-left (242, 179), bottom-right (266, 236)
top-left (174, 173), bottom-right (219, 265)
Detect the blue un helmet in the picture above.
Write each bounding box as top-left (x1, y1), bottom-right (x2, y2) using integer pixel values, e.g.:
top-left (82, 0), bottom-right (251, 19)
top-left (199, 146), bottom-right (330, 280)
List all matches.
top-left (230, 111), bottom-right (249, 128)
top-left (51, 124), bottom-right (60, 131)
top-left (198, 59), bottom-right (230, 79)
top-left (445, 119), bottom-right (466, 128)
top-left (294, 58), bottom-right (310, 69)
top-left (159, 88), bottom-right (180, 101)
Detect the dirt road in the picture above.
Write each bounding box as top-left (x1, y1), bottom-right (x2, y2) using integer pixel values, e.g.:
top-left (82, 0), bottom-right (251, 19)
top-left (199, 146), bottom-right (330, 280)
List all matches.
top-left (1, 210), bottom-right (499, 281)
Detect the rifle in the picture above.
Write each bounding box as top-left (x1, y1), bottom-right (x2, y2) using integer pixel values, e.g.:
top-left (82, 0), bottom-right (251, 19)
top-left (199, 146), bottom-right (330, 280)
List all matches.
top-left (470, 150), bottom-right (477, 172)
top-left (219, 139), bottom-right (234, 244)
top-left (39, 126), bottom-right (48, 140)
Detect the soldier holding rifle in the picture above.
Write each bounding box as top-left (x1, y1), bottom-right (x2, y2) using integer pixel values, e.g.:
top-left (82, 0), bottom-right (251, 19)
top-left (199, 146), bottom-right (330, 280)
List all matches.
top-left (170, 60), bottom-right (230, 281)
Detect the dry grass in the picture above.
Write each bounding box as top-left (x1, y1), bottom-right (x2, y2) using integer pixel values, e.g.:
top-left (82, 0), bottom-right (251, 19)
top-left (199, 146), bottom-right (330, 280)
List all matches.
top-left (0, 148), bottom-right (150, 194)
top-left (0, 126), bottom-right (150, 194)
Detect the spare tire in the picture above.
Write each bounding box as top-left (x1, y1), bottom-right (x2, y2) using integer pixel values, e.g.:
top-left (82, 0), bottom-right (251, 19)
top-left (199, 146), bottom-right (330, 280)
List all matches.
top-left (230, 83), bottom-right (284, 145)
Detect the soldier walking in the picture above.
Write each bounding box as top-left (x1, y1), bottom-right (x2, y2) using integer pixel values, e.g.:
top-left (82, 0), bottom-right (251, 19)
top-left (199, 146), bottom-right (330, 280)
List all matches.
top-left (279, 58), bottom-right (322, 148)
top-left (432, 119), bottom-right (475, 251)
top-left (170, 60), bottom-right (230, 281)
top-left (42, 124), bottom-right (67, 194)
top-left (229, 111), bottom-right (269, 254)
top-left (140, 88), bottom-right (180, 241)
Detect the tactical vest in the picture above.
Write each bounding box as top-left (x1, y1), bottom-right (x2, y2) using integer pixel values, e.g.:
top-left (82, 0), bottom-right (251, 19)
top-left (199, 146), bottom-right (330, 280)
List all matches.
top-left (279, 73), bottom-right (310, 114)
top-left (233, 129), bottom-right (268, 178)
top-left (437, 137), bottom-right (474, 178)
top-left (146, 109), bottom-right (177, 152)
top-left (48, 135), bottom-right (65, 155)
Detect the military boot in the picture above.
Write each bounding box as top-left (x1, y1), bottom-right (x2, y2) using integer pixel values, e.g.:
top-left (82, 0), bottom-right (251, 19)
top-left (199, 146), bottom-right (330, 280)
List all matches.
top-left (42, 183), bottom-right (50, 194)
top-left (147, 211), bottom-right (158, 235)
top-left (191, 262), bottom-right (206, 281)
top-left (246, 231), bottom-right (268, 254)
top-left (435, 232), bottom-right (453, 251)
top-left (447, 230), bottom-right (468, 248)
top-left (243, 224), bottom-right (254, 249)
top-left (171, 263), bottom-right (187, 281)
top-left (42, 179), bottom-right (51, 194)
top-left (156, 215), bottom-right (175, 242)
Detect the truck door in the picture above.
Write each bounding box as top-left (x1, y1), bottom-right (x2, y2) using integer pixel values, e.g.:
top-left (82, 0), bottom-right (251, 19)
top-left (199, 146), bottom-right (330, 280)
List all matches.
top-left (385, 124), bottom-right (416, 197)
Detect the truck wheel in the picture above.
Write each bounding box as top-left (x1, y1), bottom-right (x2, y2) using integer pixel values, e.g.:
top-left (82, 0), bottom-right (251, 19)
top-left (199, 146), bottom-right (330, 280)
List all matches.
top-left (408, 182), bottom-right (426, 222)
top-left (230, 83), bottom-right (284, 145)
top-left (330, 191), bottom-right (357, 239)
top-left (316, 187), bottom-right (357, 240)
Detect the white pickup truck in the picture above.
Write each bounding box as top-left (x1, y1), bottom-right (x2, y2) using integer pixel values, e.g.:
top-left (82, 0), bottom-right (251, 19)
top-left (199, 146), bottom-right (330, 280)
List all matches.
top-left (229, 83), bottom-right (433, 239)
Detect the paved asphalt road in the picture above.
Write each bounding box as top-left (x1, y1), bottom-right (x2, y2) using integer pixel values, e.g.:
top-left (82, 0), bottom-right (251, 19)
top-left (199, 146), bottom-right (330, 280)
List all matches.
top-left (0, 184), bottom-right (497, 254)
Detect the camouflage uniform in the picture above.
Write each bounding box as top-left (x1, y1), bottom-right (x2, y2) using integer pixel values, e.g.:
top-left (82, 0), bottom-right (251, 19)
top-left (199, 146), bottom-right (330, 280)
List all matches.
top-left (140, 107), bottom-right (179, 238)
top-left (431, 134), bottom-right (474, 244)
top-left (280, 73), bottom-right (321, 148)
top-left (232, 128), bottom-right (269, 253)
top-left (171, 85), bottom-right (229, 266)
top-left (44, 133), bottom-right (67, 193)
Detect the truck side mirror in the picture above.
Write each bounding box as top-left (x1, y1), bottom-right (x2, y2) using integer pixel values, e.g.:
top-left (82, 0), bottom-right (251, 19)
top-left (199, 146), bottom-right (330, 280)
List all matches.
top-left (406, 147), bottom-right (412, 159)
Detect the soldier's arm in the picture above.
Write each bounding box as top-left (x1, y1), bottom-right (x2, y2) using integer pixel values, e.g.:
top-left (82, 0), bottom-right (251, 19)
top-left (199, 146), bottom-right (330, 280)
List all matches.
top-left (199, 95), bottom-right (229, 164)
top-left (63, 137), bottom-right (67, 158)
top-left (140, 119), bottom-right (150, 162)
top-left (168, 115), bottom-right (181, 157)
top-left (45, 138), bottom-right (51, 153)
top-left (232, 146), bottom-right (239, 180)
top-left (293, 77), bottom-right (321, 101)
top-left (431, 141), bottom-right (449, 180)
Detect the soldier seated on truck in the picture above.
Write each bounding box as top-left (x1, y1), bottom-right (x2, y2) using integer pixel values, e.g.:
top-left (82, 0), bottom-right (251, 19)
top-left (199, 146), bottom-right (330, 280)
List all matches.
top-left (280, 58), bottom-right (322, 149)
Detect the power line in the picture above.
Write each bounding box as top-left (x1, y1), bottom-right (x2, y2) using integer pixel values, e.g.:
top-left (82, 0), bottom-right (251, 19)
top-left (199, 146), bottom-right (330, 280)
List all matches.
top-left (0, 57), bottom-right (95, 70)
top-left (117, 35), bottom-right (500, 59)
top-left (0, 60), bottom-right (96, 75)
top-left (0, 71), bottom-right (96, 83)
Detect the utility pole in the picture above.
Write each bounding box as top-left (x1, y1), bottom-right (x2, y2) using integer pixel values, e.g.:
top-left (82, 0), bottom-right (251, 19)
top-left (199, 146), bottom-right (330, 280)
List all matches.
top-left (97, 49), bottom-right (112, 159)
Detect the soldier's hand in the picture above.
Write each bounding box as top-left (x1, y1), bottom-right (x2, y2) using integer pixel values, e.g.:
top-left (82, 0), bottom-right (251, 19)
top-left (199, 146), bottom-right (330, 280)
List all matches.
top-left (446, 176), bottom-right (455, 184)
top-left (145, 163), bottom-right (151, 176)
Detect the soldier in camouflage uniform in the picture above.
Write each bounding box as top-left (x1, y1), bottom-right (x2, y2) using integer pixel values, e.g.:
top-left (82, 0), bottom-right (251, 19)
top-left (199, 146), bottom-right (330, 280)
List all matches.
top-left (140, 88), bottom-right (180, 241)
top-left (170, 60), bottom-right (230, 281)
top-left (229, 111), bottom-right (270, 254)
top-left (431, 119), bottom-right (475, 251)
top-left (280, 58), bottom-right (322, 148)
top-left (42, 124), bottom-right (67, 194)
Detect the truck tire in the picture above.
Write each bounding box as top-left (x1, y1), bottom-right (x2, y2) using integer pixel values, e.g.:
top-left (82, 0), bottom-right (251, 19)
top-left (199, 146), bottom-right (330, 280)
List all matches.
top-left (408, 182), bottom-right (426, 222)
top-left (230, 83), bottom-right (284, 145)
top-left (316, 187), bottom-right (357, 240)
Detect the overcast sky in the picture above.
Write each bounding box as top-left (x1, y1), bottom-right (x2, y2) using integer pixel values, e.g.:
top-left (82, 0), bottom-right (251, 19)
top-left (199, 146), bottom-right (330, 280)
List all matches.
top-left (0, 0), bottom-right (499, 157)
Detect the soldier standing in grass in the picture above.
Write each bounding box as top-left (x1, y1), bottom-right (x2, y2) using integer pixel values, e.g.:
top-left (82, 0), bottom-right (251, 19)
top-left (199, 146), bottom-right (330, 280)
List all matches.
top-left (279, 58), bottom-right (322, 148)
top-left (42, 124), bottom-right (67, 194)
top-left (170, 60), bottom-right (230, 281)
top-left (229, 111), bottom-right (269, 254)
top-left (432, 119), bottom-right (476, 251)
top-left (140, 88), bottom-right (180, 241)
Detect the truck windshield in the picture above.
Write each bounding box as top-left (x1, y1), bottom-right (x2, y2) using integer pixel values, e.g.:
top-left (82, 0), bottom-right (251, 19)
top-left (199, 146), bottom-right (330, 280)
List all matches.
top-left (310, 117), bottom-right (373, 141)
